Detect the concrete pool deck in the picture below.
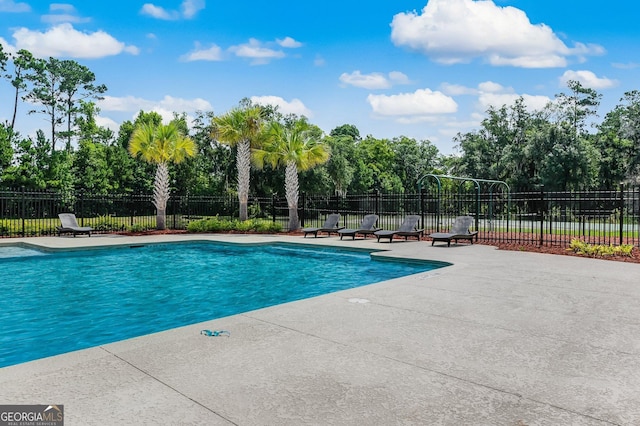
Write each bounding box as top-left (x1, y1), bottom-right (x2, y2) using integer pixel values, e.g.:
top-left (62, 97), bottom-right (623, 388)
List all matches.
top-left (0, 234), bottom-right (639, 425)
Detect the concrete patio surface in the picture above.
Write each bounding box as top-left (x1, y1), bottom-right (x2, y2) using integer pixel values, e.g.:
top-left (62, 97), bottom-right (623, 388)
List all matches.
top-left (0, 234), bottom-right (639, 425)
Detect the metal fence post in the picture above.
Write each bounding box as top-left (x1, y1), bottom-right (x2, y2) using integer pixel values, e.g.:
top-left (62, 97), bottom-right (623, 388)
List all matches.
top-left (21, 186), bottom-right (25, 237)
top-left (272, 193), bottom-right (276, 223)
top-left (301, 192), bottom-right (306, 228)
top-left (79, 191), bottom-right (84, 226)
top-left (539, 185), bottom-right (544, 245)
top-left (619, 183), bottom-right (625, 246)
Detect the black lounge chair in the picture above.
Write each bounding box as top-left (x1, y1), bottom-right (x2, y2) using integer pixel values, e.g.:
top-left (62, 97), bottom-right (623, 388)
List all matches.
top-left (302, 213), bottom-right (344, 237)
top-left (57, 213), bottom-right (93, 237)
top-left (338, 214), bottom-right (380, 240)
top-left (429, 216), bottom-right (478, 246)
top-left (374, 215), bottom-right (424, 243)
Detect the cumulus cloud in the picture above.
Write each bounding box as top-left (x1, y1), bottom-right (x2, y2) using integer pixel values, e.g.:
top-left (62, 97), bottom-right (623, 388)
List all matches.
top-left (181, 0), bottom-right (205, 19)
top-left (250, 95), bottom-right (312, 117)
top-left (180, 42), bottom-right (223, 61)
top-left (559, 70), bottom-right (618, 89)
top-left (465, 81), bottom-right (552, 112)
top-left (42, 3), bottom-right (90, 24)
top-left (229, 38), bottom-right (285, 65)
top-left (276, 36), bottom-right (302, 48)
top-left (390, 0), bottom-right (603, 68)
top-left (0, 0), bottom-right (30, 12)
top-left (367, 88), bottom-right (457, 118)
top-left (97, 95), bottom-right (212, 127)
top-left (140, 4), bottom-right (178, 20)
top-left (339, 70), bottom-right (411, 89)
top-left (9, 23), bottom-right (139, 58)
top-left (141, 0), bottom-right (204, 20)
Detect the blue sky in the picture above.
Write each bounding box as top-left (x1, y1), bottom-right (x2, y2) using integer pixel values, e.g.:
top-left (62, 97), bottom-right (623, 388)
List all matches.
top-left (1, 0), bottom-right (639, 154)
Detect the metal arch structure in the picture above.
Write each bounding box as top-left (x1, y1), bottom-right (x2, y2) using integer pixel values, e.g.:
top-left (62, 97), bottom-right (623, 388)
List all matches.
top-left (417, 174), bottom-right (511, 232)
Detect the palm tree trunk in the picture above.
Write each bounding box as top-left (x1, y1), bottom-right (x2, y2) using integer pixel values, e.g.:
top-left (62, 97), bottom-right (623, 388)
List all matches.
top-left (153, 162), bottom-right (170, 230)
top-left (237, 139), bottom-right (251, 221)
top-left (285, 160), bottom-right (299, 231)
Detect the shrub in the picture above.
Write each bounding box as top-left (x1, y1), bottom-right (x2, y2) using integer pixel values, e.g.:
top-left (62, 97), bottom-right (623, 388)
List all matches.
top-left (187, 216), bottom-right (282, 233)
top-left (568, 239), bottom-right (634, 258)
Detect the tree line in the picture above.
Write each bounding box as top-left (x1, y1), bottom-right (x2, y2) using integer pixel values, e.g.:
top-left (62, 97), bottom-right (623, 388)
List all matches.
top-left (2, 46), bottom-right (640, 210)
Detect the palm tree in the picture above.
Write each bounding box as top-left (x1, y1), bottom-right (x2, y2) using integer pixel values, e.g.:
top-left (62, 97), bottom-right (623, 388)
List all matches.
top-left (128, 122), bottom-right (196, 229)
top-left (254, 119), bottom-right (330, 231)
top-left (211, 106), bottom-right (264, 221)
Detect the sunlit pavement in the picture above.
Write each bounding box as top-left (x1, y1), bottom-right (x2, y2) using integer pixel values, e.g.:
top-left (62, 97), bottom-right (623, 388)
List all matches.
top-left (1, 234), bottom-right (639, 425)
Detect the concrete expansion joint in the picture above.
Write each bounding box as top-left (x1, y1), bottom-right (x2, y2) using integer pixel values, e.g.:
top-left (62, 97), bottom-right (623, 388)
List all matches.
top-left (99, 347), bottom-right (239, 426)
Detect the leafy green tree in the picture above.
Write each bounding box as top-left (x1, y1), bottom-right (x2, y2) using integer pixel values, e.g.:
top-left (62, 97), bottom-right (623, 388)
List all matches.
top-left (25, 57), bottom-right (106, 151)
top-left (0, 123), bottom-right (14, 179)
top-left (390, 136), bottom-right (439, 192)
top-left (58, 61), bottom-right (107, 150)
top-left (128, 121), bottom-right (197, 229)
top-left (594, 106), bottom-right (633, 188)
top-left (254, 118), bottom-right (330, 230)
top-left (24, 57), bottom-right (62, 150)
top-left (1, 131), bottom-right (48, 189)
top-left (211, 106), bottom-right (265, 221)
top-left (3, 49), bottom-right (37, 130)
top-left (618, 90), bottom-right (640, 182)
top-left (553, 80), bottom-right (601, 137)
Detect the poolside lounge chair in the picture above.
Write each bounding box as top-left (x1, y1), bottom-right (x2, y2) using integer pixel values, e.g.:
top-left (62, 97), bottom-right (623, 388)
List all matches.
top-left (338, 214), bottom-right (380, 240)
top-left (374, 215), bottom-right (424, 243)
top-left (302, 213), bottom-right (344, 238)
top-left (428, 216), bottom-right (478, 246)
top-left (56, 213), bottom-right (93, 237)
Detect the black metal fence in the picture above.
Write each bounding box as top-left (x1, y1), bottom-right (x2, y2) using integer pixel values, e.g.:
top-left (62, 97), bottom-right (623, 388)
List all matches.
top-left (1, 186), bottom-right (639, 247)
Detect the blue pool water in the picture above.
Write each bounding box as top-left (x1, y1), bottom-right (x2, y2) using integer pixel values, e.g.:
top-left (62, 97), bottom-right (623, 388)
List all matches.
top-left (0, 242), bottom-right (446, 367)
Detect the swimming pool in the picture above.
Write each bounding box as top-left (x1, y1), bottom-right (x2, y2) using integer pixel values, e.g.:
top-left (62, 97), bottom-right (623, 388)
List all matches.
top-left (0, 242), bottom-right (447, 368)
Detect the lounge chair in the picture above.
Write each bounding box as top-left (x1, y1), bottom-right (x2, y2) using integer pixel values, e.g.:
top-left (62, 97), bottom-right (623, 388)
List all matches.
top-left (429, 216), bottom-right (478, 246)
top-left (338, 214), bottom-right (380, 240)
top-left (302, 213), bottom-right (344, 238)
top-left (57, 213), bottom-right (93, 237)
top-left (374, 215), bottom-right (424, 243)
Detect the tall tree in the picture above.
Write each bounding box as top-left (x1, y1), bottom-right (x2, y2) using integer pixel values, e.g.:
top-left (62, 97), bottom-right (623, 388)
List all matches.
top-left (211, 106), bottom-right (265, 221)
top-left (3, 49), bottom-right (37, 130)
top-left (25, 57), bottom-right (62, 150)
top-left (25, 57), bottom-right (106, 151)
top-left (553, 80), bottom-right (601, 138)
top-left (128, 122), bottom-right (197, 229)
top-left (254, 118), bottom-right (330, 230)
top-left (58, 61), bottom-right (107, 150)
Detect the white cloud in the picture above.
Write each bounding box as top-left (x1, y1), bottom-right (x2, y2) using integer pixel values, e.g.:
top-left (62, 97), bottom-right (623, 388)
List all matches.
top-left (140, 4), bottom-right (179, 20)
top-left (276, 36), bottom-right (302, 48)
top-left (390, 0), bottom-right (603, 68)
top-left (10, 23), bottom-right (139, 58)
top-left (95, 115), bottom-right (120, 133)
top-left (0, 0), bottom-right (30, 12)
top-left (250, 95), bottom-right (312, 117)
top-left (339, 70), bottom-right (410, 89)
top-left (367, 88), bottom-right (457, 117)
top-left (229, 39), bottom-right (285, 65)
top-left (181, 42), bottom-right (223, 61)
top-left (181, 0), bottom-right (205, 19)
top-left (478, 92), bottom-right (551, 112)
top-left (612, 62), bottom-right (640, 70)
top-left (559, 70), bottom-right (618, 90)
top-left (42, 3), bottom-right (91, 24)
top-left (98, 95), bottom-right (212, 114)
top-left (440, 83), bottom-right (478, 96)
top-left (141, 0), bottom-right (205, 20)
top-left (467, 81), bottom-right (551, 112)
top-left (314, 55), bottom-right (326, 67)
